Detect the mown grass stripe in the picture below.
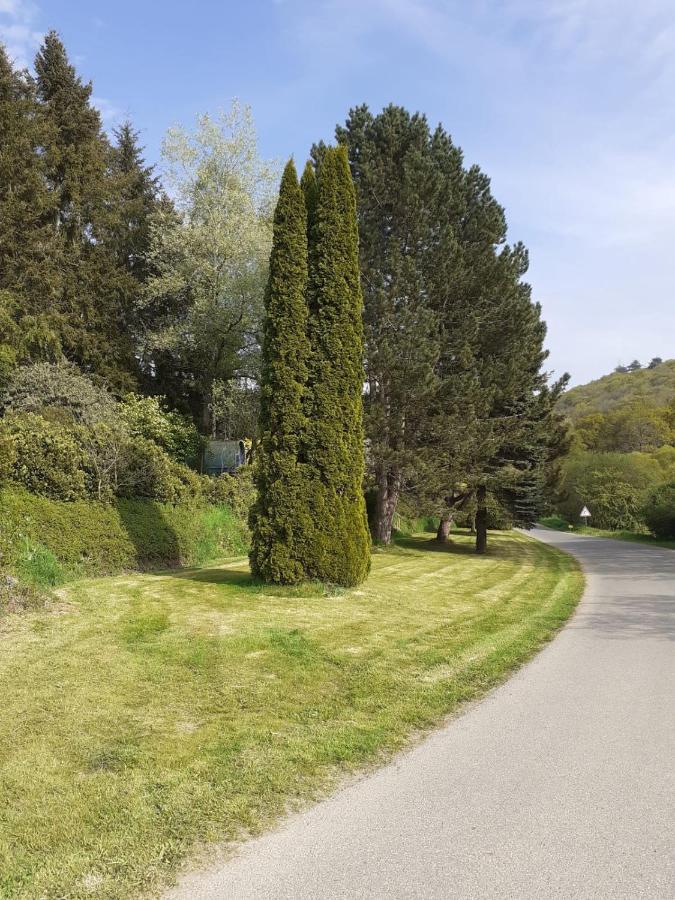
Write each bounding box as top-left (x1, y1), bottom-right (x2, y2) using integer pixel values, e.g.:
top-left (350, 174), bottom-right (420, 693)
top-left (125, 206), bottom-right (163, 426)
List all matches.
top-left (0, 531), bottom-right (582, 899)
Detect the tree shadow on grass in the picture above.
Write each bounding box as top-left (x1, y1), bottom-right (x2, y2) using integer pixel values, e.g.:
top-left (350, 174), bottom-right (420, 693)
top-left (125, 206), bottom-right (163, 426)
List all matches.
top-left (168, 567), bottom-right (253, 588)
top-left (116, 499), bottom-right (182, 569)
top-left (393, 534), bottom-right (479, 557)
top-left (161, 565), bottom-right (347, 600)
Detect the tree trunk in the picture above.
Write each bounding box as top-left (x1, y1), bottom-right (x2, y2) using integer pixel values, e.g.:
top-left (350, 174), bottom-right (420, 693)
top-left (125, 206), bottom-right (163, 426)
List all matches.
top-left (475, 484), bottom-right (488, 554)
top-left (436, 513), bottom-right (453, 542)
top-left (201, 396), bottom-right (211, 436)
top-left (373, 466), bottom-right (400, 544)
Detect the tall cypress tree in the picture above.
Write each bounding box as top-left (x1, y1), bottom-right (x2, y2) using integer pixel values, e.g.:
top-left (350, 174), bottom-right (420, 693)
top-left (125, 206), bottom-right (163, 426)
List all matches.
top-left (249, 160), bottom-right (313, 583)
top-left (303, 146), bottom-right (371, 586)
top-left (300, 160), bottom-right (317, 236)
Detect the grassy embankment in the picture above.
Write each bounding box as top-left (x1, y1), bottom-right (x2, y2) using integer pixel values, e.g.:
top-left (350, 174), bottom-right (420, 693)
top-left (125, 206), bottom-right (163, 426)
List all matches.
top-left (0, 528), bottom-right (582, 899)
top-left (0, 486), bottom-right (250, 608)
top-left (539, 515), bottom-right (675, 549)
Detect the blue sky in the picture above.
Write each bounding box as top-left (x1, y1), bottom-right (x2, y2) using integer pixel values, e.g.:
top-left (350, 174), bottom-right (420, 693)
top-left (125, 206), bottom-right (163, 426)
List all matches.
top-left (2, 0), bottom-right (674, 385)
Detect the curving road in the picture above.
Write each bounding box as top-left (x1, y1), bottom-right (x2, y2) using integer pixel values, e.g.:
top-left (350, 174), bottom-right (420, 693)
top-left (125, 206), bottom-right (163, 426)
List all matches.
top-left (168, 529), bottom-right (675, 899)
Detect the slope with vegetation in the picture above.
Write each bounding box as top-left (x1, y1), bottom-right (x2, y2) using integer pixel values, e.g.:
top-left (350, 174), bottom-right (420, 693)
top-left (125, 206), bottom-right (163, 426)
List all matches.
top-left (0, 360), bottom-right (253, 615)
top-left (0, 531), bottom-right (582, 899)
top-left (558, 358), bottom-right (674, 419)
top-left (552, 359), bottom-right (675, 539)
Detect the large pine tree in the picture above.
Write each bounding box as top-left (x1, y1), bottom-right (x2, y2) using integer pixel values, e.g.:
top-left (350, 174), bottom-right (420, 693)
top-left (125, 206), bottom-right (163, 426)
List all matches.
top-left (34, 31), bottom-right (137, 390)
top-left (302, 146), bottom-right (371, 585)
top-left (249, 160), bottom-right (313, 583)
top-left (0, 45), bottom-right (62, 376)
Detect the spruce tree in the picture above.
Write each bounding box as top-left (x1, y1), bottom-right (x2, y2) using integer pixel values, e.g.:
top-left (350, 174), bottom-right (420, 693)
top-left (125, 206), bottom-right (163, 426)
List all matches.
top-left (35, 31), bottom-right (106, 242)
top-left (34, 31), bottom-right (137, 390)
top-left (108, 121), bottom-right (162, 282)
top-left (303, 146), bottom-right (371, 586)
top-left (0, 45), bottom-right (64, 377)
top-left (249, 160), bottom-right (312, 583)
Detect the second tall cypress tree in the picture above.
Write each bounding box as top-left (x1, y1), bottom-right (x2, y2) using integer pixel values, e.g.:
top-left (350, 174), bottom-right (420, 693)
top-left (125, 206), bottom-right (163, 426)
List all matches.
top-left (250, 160), bottom-right (312, 583)
top-left (303, 146), bottom-right (371, 586)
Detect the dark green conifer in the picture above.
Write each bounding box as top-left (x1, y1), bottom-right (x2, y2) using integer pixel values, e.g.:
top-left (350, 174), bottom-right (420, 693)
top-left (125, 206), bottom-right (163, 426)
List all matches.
top-left (34, 32), bottom-right (138, 390)
top-left (108, 121), bottom-right (162, 282)
top-left (249, 160), bottom-right (312, 583)
top-left (302, 146), bottom-right (371, 585)
top-left (0, 44), bottom-right (62, 373)
top-left (300, 160), bottom-right (317, 238)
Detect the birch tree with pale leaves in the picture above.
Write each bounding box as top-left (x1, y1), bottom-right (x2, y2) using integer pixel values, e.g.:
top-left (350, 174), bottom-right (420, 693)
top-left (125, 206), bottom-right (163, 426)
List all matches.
top-left (143, 102), bottom-right (278, 433)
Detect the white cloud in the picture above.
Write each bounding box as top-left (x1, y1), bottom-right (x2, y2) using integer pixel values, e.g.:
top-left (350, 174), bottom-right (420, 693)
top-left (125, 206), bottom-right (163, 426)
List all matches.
top-left (92, 95), bottom-right (124, 126)
top-left (0, 0), bottom-right (42, 67)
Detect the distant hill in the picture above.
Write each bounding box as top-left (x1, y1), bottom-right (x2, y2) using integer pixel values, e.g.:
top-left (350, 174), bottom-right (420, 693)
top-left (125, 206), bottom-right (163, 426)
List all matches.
top-left (558, 360), bottom-right (675, 420)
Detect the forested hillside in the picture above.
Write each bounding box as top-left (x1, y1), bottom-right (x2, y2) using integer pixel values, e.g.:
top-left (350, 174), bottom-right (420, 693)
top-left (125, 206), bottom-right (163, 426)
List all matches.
top-left (559, 359), bottom-right (674, 418)
top-left (551, 359), bottom-right (674, 538)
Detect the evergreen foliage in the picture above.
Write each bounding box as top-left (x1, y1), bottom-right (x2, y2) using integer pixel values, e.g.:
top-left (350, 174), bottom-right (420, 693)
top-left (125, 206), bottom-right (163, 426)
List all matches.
top-left (0, 47), bottom-right (61, 375)
top-left (250, 160), bottom-right (313, 583)
top-left (302, 147), bottom-right (371, 585)
top-left (0, 34), bottom-right (167, 396)
top-left (34, 32), bottom-right (140, 389)
top-left (329, 104), bottom-right (563, 551)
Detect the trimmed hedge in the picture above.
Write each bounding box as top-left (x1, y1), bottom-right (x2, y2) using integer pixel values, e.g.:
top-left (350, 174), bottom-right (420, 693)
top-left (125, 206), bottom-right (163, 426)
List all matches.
top-left (0, 486), bottom-right (249, 584)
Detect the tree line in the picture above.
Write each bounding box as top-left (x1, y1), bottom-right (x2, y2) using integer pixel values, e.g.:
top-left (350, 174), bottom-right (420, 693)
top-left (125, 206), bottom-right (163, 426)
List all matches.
top-left (1, 33), bottom-right (272, 435)
top-left (1, 32), bottom-right (567, 579)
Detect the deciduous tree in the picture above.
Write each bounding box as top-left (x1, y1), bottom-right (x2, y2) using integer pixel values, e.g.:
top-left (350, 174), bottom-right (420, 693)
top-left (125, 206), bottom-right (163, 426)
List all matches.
top-left (143, 103), bottom-right (275, 431)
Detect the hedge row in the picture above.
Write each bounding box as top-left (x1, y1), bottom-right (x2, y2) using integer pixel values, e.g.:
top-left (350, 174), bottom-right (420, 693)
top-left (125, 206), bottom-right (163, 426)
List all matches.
top-left (0, 486), bottom-right (250, 586)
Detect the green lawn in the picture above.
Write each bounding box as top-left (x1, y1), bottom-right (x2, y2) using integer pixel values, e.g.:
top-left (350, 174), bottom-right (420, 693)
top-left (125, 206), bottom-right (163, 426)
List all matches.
top-left (0, 531), bottom-right (583, 899)
top-left (539, 516), bottom-right (675, 549)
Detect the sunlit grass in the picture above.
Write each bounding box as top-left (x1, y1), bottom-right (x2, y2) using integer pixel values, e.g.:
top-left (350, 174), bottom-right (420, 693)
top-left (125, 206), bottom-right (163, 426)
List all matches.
top-left (0, 531), bottom-right (582, 899)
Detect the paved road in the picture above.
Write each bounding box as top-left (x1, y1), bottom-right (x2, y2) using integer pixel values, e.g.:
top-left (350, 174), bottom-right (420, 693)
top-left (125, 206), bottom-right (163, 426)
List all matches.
top-left (168, 530), bottom-right (675, 899)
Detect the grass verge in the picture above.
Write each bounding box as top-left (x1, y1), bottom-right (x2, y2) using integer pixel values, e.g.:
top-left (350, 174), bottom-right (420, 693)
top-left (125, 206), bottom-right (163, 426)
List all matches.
top-left (539, 516), bottom-right (675, 549)
top-left (0, 531), bottom-right (583, 899)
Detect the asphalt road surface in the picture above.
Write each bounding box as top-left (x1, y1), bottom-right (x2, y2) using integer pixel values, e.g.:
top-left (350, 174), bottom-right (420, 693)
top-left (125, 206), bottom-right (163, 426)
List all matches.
top-left (168, 529), bottom-right (675, 899)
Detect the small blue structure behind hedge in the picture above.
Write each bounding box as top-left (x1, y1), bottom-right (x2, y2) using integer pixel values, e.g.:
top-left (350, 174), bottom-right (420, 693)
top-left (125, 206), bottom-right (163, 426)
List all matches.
top-left (203, 440), bottom-right (248, 476)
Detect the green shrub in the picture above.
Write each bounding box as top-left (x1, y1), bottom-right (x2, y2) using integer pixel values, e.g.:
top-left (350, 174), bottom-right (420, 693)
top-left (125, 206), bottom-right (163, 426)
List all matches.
top-left (119, 438), bottom-right (203, 503)
top-left (119, 394), bottom-right (202, 466)
top-left (204, 467), bottom-right (256, 516)
top-left (1, 360), bottom-right (116, 424)
top-left (2, 369), bottom-right (204, 504)
top-left (0, 429), bottom-right (16, 483)
top-left (643, 481), bottom-right (675, 539)
top-left (0, 412), bottom-right (87, 500)
top-left (539, 514), bottom-right (569, 530)
top-left (392, 513), bottom-right (439, 537)
top-left (557, 450), bottom-right (659, 529)
top-left (0, 487), bottom-right (136, 576)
